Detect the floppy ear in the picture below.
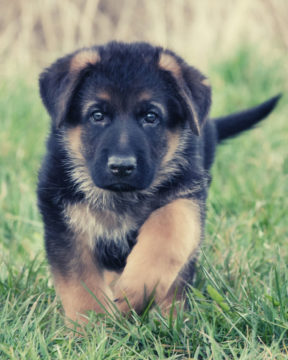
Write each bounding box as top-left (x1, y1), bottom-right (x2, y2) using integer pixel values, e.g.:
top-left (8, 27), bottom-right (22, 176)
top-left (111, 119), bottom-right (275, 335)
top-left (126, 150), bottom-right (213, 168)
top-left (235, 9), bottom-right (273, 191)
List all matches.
top-left (159, 52), bottom-right (211, 135)
top-left (39, 49), bottom-right (100, 127)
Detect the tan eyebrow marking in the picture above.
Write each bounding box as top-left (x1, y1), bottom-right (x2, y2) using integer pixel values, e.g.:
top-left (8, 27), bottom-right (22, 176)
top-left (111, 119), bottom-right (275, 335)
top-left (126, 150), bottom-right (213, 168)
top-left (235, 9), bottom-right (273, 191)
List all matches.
top-left (82, 92), bottom-right (112, 116)
top-left (82, 101), bottom-right (98, 116)
top-left (96, 91), bottom-right (111, 101)
top-left (150, 101), bottom-right (166, 116)
top-left (137, 91), bottom-right (167, 117)
top-left (138, 91), bottom-right (153, 102)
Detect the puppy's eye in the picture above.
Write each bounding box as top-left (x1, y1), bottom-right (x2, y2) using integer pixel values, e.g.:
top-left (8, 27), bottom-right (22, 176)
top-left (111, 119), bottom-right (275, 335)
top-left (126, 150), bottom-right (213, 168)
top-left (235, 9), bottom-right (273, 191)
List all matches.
top-left (143, 112), bottom-right (159, 125)
top-left (90, 111), bottom-right (105, 123)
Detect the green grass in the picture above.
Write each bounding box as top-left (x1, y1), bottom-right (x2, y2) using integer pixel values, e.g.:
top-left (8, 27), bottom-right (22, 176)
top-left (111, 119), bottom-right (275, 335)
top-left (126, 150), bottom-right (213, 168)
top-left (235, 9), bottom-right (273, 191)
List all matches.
top-left (1, 48), bottom-right (287, 359)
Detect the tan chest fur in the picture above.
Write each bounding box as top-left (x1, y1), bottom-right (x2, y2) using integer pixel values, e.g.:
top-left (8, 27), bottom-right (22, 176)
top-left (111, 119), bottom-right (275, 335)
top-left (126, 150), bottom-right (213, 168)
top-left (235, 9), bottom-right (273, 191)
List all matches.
top-left (63, 202), bottom-right (138, 249)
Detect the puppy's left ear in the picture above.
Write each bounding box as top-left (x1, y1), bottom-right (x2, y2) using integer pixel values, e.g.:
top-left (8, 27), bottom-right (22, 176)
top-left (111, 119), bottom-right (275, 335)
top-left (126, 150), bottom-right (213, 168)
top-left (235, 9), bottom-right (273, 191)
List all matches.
top-left (159, 52), bottom-right (211, 135)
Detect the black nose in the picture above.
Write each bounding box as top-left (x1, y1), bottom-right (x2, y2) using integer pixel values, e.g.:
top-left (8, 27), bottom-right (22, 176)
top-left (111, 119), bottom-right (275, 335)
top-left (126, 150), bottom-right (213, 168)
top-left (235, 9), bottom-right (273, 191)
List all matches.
top-left (108, 156), bottom-right (137, 177)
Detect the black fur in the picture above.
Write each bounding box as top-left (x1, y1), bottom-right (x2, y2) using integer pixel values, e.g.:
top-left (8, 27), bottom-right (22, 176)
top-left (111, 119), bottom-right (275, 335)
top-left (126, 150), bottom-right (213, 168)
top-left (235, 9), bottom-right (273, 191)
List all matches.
top-left (215, 94), bottom-right (281, 142)
top-left (37, 41), bottom-right (280, 293)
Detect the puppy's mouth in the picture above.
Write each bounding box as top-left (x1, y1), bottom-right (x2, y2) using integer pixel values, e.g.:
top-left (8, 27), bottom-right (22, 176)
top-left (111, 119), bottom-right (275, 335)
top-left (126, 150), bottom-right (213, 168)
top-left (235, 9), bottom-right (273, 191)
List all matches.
top-left (105, 183), bottom-right (138, 192)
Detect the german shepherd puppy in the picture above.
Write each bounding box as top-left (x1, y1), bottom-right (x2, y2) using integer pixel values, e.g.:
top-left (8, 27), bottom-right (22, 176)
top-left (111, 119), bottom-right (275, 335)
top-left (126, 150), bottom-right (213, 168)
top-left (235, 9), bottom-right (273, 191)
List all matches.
top-left (37, 41), bottom-right (280, 321)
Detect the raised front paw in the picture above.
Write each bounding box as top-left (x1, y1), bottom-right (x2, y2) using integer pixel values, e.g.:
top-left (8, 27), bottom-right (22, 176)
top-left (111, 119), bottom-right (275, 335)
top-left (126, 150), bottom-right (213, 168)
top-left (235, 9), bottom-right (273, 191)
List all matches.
top-left (113, 270), bottom-right (174, 313)
top-left (113, 199), bottom-right (201, 314)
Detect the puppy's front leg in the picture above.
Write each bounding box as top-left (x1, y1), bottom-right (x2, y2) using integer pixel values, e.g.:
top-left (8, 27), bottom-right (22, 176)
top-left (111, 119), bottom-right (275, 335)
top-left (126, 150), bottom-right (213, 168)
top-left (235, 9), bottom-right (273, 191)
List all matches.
top-left (114, 198), bottom-right (201, 313)
top-left (52, 238), bottom-right (113, 323)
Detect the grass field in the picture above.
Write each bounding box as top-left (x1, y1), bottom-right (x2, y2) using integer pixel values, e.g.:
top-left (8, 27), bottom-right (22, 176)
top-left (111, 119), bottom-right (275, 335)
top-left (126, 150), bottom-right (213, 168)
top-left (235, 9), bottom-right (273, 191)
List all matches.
top-left (0, 48), bottom-right (287, 359)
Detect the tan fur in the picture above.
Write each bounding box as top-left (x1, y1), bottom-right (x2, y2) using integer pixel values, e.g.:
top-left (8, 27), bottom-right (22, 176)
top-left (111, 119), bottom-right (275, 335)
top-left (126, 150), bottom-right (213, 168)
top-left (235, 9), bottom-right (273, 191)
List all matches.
top-left (63, 135), bottom-right (111, 209)
top-left (55, 51), bottom-right (100, 126)
top-left (151, 101), bottom-right (166, 116)
top-left (181, 91), bottom-right (201, 134)
top-left (64, 126), bottom-right (111, 208)
top-left (63, 125), bottom-right (100, 203)
top-left (163, 130), bottom-right (180, 164)
top-left (138, 91), bottom-right (153, 101)
top-left (160, 287), bottom-right (186, 317)
top-left (82, 92), bottom-right (111, 115)
top-left (103, 270), bottom-right (121, 291)
top-left (96, 90), bottom-right (111, 100)
top-left (53, 275), bottom-right (112, 323)
top-left (53, 240), bottom-right (113, 322)
top-left (159, 53), bottom-right (181, 79)
top-left (64, 202), bottom-right (137, 249)
top-left (147, 131), bottom-right (191, 193)
top-left (159, 52), bottom-right (201, 135)
top-left (114, 198), bottom-right (201, 313)
top-left (70, 50), bottom-right (100, 72)
top-left (67, 125), bottom-right (83, 156)
top-left (201, 78), bottom-right (210, 87)
top-left (138, 92), bottom-right (166, 115)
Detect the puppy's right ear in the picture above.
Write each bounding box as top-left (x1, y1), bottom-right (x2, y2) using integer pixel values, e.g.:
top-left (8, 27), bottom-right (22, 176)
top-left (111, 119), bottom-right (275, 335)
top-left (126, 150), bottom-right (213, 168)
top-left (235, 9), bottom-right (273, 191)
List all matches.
top-left (39, 49), bottom-right (100, 127)
top-left (159, 51), bottom-right (211, 136)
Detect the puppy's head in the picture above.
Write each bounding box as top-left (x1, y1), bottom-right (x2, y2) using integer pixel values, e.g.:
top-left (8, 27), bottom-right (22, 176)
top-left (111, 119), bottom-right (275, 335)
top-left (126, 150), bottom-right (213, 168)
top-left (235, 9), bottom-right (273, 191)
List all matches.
top-left (39, 42), bottom-right (211, 192)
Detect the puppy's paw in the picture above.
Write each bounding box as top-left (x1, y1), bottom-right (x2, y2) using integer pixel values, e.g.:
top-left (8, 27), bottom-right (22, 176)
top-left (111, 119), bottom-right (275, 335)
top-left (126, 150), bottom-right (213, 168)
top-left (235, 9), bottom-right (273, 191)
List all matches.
top-left (114, 271), bottom-right (172, 314)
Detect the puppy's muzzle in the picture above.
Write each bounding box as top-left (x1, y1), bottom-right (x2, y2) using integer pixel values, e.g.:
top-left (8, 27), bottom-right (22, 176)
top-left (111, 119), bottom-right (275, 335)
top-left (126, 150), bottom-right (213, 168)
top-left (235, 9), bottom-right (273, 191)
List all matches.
top-left (107, 156), bottom-right (137, 178)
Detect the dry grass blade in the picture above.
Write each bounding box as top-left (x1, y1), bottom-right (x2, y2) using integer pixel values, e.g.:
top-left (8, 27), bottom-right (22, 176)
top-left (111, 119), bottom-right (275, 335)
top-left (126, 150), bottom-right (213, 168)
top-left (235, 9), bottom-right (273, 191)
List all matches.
top-left (0, 0), bottom-right (287, 71)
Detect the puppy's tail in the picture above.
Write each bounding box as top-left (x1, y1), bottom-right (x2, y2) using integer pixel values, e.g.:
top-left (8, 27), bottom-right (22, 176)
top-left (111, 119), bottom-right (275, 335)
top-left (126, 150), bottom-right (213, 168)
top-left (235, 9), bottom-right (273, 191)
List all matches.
top-left (214, 94), bottom-right (281, 143)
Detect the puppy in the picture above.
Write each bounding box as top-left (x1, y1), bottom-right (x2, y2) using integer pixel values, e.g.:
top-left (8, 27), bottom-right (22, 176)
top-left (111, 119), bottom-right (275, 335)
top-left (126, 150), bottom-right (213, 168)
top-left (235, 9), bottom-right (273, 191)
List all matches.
top-left (37, 41), bottom-right (280, 321)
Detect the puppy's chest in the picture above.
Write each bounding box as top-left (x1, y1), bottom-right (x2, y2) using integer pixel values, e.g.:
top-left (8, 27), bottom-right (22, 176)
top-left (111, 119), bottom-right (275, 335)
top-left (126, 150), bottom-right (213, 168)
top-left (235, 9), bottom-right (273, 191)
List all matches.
top-left (64, 202), bottom-right (139, 246)
top-left (63, 201), bottom-right (144, 270)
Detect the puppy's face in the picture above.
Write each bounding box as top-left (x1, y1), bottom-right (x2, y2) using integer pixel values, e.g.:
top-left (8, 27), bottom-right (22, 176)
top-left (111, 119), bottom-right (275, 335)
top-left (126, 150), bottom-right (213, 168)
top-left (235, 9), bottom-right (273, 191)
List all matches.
top-left (39, 42), bottom-right (211, 192)
top-left (72, 66), bottom-right (179, 191)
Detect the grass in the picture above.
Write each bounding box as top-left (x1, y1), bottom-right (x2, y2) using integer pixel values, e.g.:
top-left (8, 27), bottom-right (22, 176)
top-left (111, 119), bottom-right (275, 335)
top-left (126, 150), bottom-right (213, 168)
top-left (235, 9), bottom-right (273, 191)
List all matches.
top-left (0, 48), bottom-right (287, 359)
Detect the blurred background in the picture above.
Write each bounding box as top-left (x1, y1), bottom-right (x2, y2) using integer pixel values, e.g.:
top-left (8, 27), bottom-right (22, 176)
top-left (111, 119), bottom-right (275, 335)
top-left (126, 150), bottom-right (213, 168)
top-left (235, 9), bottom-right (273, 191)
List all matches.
top-left (0, 0), bottom-right (287, 74)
